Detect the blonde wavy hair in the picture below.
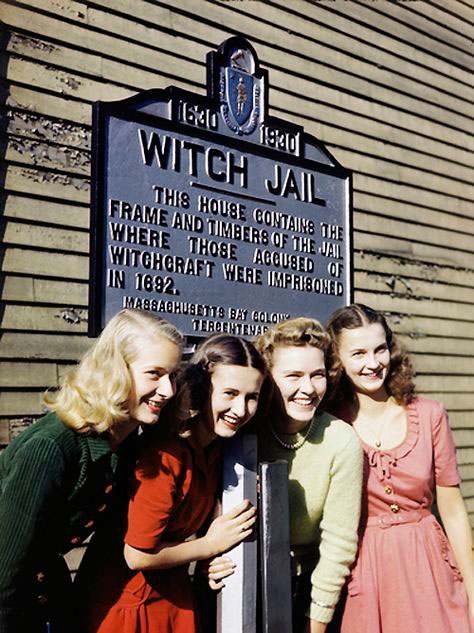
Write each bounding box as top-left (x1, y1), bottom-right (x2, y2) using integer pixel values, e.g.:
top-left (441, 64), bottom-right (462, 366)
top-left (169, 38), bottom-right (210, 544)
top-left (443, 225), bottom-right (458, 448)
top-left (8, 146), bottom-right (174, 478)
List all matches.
top-left (255, 317), bottom-right (330, 368)
top-left (44, 309), bottom-right (183, 433)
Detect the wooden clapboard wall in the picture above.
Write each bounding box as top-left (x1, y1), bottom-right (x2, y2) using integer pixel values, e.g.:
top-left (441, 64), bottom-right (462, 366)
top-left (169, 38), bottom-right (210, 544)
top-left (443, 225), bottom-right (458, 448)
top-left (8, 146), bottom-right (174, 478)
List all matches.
top-left (0, 0), bottom-right (473, 522)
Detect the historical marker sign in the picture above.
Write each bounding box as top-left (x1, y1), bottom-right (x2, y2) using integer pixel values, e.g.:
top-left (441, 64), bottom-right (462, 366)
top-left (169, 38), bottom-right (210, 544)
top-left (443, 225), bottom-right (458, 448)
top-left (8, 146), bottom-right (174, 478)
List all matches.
top-left (89, 36), bottom-right (352, 337)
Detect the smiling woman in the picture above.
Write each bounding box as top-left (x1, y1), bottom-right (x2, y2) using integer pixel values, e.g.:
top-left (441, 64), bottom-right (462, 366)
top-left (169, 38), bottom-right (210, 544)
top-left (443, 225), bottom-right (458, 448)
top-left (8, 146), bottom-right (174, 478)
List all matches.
top-left (251, 318), bottom-right (363, 633)
top-left (75, 333), bottom-right (269, 633)
top-left (0, 308), bottom-right (183, 633)
top-left (326, 304), bottom-right (474, 633)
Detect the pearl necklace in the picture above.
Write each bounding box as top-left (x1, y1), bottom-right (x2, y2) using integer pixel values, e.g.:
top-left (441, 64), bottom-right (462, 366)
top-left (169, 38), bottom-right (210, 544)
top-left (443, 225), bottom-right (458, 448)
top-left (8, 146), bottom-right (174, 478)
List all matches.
top-left (268, 417), bottom-right (315, 450)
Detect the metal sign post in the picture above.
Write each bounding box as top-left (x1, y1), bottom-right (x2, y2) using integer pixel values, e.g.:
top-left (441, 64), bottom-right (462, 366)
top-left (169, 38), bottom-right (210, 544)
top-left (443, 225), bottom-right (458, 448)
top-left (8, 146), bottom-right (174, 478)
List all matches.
top-left (259, 461), bottom-right (292, 633)
top-left (218, 434), bottom-right (258, 633)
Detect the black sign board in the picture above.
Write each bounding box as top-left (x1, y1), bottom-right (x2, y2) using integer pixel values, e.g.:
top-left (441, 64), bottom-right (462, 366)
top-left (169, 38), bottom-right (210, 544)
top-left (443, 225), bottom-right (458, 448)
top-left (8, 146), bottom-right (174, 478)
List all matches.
top-left (89, 36), bottom-right (353, 337)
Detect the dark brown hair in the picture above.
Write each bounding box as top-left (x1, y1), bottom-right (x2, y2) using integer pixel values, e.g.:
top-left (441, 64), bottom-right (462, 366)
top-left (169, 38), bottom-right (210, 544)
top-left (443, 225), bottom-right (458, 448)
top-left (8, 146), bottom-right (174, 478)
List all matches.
top-left (171, 334), bottom-right (269, 436)
top-left (325, 304), bottom-right (415, 407)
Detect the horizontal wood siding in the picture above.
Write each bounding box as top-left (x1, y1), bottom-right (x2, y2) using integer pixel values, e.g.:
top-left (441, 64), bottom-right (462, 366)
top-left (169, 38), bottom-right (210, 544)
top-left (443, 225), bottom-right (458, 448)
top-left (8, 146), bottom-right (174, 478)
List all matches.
top-left (1, 0), bottom-right (473, 524)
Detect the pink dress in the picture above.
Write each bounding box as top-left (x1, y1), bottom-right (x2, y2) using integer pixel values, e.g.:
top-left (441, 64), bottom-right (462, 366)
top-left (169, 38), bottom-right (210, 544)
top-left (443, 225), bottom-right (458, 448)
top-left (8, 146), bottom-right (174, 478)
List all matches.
top-left (340, 397), bottom-right (472, 633)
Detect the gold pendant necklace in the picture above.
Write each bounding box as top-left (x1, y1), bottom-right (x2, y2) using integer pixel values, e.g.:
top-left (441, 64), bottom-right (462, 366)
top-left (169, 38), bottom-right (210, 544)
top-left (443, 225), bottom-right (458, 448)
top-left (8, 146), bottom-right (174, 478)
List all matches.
top-left (357, 399), bottom-right (393, 449)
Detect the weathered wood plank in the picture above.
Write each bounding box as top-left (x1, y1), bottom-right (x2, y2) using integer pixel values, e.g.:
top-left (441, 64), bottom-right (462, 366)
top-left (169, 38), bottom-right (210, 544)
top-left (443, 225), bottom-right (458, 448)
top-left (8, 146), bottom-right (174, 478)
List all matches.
top-left (0, 362), bottom-right (58, 388)
top-left (453, 430), bottom-right (474, 449)
top-left (2, 248), bottom-right (88, 279)
top-left (355, 252), bottom-right (474, 289)
top-left (386, 314), bottom-right (474, 341)
top-left (421, 393), bottom-right (474, 411)
top-left (356, 270), bottom-right (474, 304)
top-left (460, 464), bottom-right (474, 481)
top-left (416, 375), bottom-right (474, 392)
top-left (460, 481), bottom-right (474, 497)
top-left (5, 54), bottom-right (133, 103)
top-left (459, 448), bottom-right (474, 466)
top-left (8, 84), bottom-right (91, 125)
top-left (429, 0), bottom-right (474, 24)
top-left (1, 305), bottom-right (88, 332)
top-left (4, 134), bottom-right (90, 175)
top-left (0, 392), bottom-right (46, 417)
top-left (377, 0), bottom-right (472, 55)
top-left (396, 336), bottom-right (474, 358)
top-left (354, 201), bottom-right (474, 247)
top-left (2, 195), bottom-right (89, 229)
top-left (0, 421), bottom-right (10, 445)
top-left (2, 164), bottom-right (89, 203)
top-left (412, 355), bottom-right (474, 376)
top-left (355, 291), bottom-right (474, 322)
top-left (356, 174), bottom-right (471, 216)
top-left (5, 107), bottom-right (91, 150)
top-left (354, 231), bottom-right (474, 269)
top-left (336, 148), bottom-right (474, 200)
top-left (313, 0), bottom-right (473, 70)
top-left (448, 411), bottom-right (474, 429)
top-left (0, 332), bottom-right (92, 361)
top-left (355, 215), bottom-right (474, 261)
top-left (3, 220), bottom-right (89, 253)
top-left (1, 275), bottom-right (88, 305)
top-left (271, 99), bottom-right (474, 171)
top-left (323, 128), bottom-right (474, 184)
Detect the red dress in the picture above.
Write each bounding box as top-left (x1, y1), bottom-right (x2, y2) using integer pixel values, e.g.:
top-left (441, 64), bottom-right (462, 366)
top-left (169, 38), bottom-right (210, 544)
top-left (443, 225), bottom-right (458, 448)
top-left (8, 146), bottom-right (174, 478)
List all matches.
top-left (81, 434), bottom-right (220, 633)
top-left (339, 397), bottom-right (472, 633)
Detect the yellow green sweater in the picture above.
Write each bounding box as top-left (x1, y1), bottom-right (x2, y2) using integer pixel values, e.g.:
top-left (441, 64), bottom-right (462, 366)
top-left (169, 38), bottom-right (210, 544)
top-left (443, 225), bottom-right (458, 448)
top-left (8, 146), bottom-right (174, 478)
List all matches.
top-left (259, 411), bottom-right (363, 624)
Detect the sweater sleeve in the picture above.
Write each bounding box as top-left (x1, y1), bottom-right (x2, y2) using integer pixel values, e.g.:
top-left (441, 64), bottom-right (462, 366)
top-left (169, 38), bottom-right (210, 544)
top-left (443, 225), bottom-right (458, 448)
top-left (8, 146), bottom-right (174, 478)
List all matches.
top-left (307, 431), bottom-right (363, 624)
top-left (0, 437), bottom-right (67, 633)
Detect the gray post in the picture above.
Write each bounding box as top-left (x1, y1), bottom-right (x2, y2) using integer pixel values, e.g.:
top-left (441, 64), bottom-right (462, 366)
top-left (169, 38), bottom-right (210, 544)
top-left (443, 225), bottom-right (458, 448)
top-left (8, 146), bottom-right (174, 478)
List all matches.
top-left (217, 433), bottom-right (258, 633)
top-left (259, 460), bottom-right (292, 633)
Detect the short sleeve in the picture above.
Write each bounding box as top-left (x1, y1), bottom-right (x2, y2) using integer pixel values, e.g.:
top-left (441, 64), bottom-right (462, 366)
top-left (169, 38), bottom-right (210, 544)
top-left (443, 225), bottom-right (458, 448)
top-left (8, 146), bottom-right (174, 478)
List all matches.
top-left (125, 443), bottom-right (184, 550)
top-left (431, 401), bottom-right (461, 487)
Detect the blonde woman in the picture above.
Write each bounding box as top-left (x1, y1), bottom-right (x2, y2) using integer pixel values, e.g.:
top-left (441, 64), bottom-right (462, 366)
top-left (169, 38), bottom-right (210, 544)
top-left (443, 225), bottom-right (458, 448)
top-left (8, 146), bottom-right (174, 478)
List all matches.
top-left (0, 309), bottom-right (183, 633)
top-left (207, 318), bottom-right (363, 633)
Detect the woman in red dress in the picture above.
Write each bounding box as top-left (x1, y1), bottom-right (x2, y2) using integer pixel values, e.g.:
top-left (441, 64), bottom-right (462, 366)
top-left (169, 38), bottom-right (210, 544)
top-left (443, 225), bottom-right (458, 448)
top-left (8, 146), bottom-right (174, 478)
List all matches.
top-left (77, 333), bottom-right (268, 633)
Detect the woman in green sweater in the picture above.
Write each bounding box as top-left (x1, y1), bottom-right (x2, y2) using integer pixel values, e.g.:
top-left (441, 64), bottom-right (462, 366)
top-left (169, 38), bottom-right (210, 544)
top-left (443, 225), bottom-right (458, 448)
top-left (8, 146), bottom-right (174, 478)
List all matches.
top-left (0, 308), bottom-right (183, 633)
top-left (208, 317), bottom-right (363, 633)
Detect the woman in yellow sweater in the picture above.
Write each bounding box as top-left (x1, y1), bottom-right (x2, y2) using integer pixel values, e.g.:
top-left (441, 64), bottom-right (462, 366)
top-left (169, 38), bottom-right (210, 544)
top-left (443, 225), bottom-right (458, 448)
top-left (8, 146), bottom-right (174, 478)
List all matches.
top-left (208, 318), bottom-right (363, 632)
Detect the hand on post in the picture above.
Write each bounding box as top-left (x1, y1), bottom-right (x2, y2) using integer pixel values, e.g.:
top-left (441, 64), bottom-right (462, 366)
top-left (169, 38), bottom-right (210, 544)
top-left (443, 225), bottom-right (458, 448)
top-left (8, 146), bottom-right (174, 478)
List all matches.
top-left (201, 555), bottom-right (236, 590)
top-left (203, 499), bottom-right (256, 558)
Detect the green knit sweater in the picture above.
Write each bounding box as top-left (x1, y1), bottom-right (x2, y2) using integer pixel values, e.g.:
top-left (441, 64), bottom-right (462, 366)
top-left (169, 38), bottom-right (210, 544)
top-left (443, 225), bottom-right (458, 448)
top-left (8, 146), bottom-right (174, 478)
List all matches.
top-left (259, 411), bottom-right (363, 624)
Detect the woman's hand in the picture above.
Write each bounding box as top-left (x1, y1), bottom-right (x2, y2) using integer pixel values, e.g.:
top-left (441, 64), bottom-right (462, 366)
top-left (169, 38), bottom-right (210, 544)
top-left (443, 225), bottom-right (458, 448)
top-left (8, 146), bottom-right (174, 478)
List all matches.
top-left (201, 555), bottom-right (236, 590)
top-left (303, 618), bottom-right (327, 633)
top-left (204, 499), bottom-right (256, 557)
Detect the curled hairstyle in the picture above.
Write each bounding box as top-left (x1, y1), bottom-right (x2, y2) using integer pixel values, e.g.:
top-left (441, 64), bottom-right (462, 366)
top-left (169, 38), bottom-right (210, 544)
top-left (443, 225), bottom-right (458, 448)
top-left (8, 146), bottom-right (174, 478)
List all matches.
top-left (44, 309), bottom-right (183, 433)
top-left (255, 317), bottom-right (330, 369)
top-left (325, 303), bottom-right (415, 407)
top-left (173, 333), bottom-right (268, 436)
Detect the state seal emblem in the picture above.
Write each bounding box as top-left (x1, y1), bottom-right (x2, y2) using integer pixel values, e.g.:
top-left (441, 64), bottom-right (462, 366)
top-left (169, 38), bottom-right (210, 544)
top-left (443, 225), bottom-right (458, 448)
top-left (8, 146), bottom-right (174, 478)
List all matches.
top-left (220, 45), bottom-right (263, 135)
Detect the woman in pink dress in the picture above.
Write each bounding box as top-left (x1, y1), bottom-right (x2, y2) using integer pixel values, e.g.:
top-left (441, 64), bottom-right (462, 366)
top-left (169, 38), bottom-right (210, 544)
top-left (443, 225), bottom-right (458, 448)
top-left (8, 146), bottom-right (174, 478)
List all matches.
top-left (326, 303), bottom-right (473, 633)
